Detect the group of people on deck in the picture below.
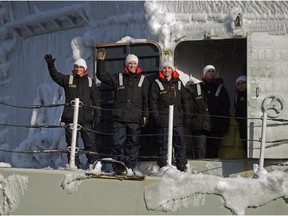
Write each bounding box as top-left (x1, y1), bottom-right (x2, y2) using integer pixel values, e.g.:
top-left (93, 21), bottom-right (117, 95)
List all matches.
top-left (44, 49), bottom-right (247, 175)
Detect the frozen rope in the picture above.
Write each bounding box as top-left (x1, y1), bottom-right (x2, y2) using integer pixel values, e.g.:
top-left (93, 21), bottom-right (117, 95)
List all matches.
top-left (0, 148), bottom-right (68, 154)
top-left (267, 118), bottom-right (288, 122)
top-left (0, 123), bottom-right (66, 129)
top-left (0, 148), bottom-right (164, 160)
top-left (82, 127), bottom-right (167, 137)
top-left (89, 104), bottom-right (261, 121)
top-left (0, 101), bottom-right (65, 109)
top-left (82, 126), bottom-right (259, 143)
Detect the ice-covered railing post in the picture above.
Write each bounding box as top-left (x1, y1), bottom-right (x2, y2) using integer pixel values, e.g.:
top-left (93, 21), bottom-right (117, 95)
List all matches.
top-left (253, 111), bottom-right (268, 178)
top-left (167, 105), bottom-right (174, 165)
top-left (69, 98), bottom-right (80, 170)
top-left (259, 111), bottom-right (267, 170)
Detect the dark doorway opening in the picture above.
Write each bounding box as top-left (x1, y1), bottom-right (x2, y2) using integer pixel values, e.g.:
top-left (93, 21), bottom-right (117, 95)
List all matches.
top-left (174, 38), bottom-right (247, 158)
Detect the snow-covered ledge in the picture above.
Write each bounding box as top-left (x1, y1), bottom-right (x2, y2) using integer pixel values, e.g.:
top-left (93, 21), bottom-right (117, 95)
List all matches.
top-left (0, 172), bottom-right (28, 215)
top-left (144, 166), bottom-right (288, 215)
top-left (0, 3), bottom-right (88, 39)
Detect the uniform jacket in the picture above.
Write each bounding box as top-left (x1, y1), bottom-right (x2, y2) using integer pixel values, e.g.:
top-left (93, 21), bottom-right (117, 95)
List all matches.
top-left (202, 77), bottom-right (230, 133)
top-left (48, 64), bottom-right (101, 124)
top-left (96, 60), bottom-right (149, 124)
top-left (234, 89), bottom-right (247, 120)
top-left (185, 81), bottom-right (211, 132)
top-left (149, 71), bottom-right (190, 128)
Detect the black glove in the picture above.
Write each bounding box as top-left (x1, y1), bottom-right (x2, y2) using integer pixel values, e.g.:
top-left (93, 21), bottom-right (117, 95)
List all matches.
top-left (44, 54), bottom-right (56, 65)
top-left (140, 116), bottom-right (148, 127)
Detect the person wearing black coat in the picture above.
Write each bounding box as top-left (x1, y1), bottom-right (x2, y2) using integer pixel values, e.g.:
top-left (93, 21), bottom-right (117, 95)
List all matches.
top-left (234, 75), bottom-right (247, 155)
top-left (44, 54), bottom-right (101, 167)
top-left (96, 49), bottom-right (149, 174)
top-left (150, 60), bottom-right (190, 172)
top-left (201, 65), bottom-right (230, 158)
top-left (185, 80), bottom-right (211, 159)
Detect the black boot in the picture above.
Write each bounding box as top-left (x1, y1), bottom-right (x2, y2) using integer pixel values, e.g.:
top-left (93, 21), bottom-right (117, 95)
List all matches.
top-left (177, 164), bottom-right (187, 172)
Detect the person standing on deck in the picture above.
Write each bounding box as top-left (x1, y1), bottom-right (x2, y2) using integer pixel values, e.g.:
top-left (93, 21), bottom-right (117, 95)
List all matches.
top-left (185, 78), bottom-right (211, 159)
top-left (201, 65), bottom-right (230, 158)
top-left (150, 60), bottom-right (190, 172)
top-left (96, 49), bottom-right (149, 175)
top-left (44, 54), bottom-right (101, 168)
top-left (234, 75), bottom-right (247, 155)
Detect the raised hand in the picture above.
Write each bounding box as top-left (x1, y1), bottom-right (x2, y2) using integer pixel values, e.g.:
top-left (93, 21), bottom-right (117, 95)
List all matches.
top-left (44, 54), bottom-right (56, 64)
top-left (97, 48), bottom-right (106, 60)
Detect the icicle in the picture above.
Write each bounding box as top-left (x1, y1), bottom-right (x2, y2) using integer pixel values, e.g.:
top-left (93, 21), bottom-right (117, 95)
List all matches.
top-left (0, 173), bottom-right (28, 215)
top-left (61, 171), bottom-right (86, 194)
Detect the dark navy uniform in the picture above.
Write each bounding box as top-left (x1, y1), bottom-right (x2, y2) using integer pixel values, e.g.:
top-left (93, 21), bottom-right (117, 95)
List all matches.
top-left (186, 81), bottom-right (211, 159)
top-left (150, 70), bottom-right (190, 171)
top-left (96, 60), bottom-right (149, 169)
top-left (47, 59), bottom-right (101, 165)
top-left (202, 78), bottom-right (230, 158)
top-left (235, 89), bottom-right (247, 154)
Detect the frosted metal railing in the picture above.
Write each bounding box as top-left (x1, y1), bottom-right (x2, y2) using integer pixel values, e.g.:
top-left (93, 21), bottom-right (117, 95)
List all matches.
top-left (167, 105), bottom-right (174, 165)
top-left (68, 101), bottom-right (174, 168)
top-left (69, 98), bottom-right (80, 170)
top-left (259, 111), bottom-right (267, 170)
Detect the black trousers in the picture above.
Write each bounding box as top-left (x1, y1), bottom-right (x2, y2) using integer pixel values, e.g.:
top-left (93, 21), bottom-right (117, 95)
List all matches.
top-left (238, 119), bottom-right (247, 154)
top-left (192, 131), bottom-right (208, 159)
top-left (111, 121), bottom-right (141, 169)
top-left (65, 123), bottom-right (98, 164)
top-left (156, 127), bottom-right (187, 168)
top-left (205, 131), bottom-right (222, 158)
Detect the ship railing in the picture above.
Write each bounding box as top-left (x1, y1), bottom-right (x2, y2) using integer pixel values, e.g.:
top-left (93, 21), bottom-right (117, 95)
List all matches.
top-left (0, 99), bottom-right (286, 170)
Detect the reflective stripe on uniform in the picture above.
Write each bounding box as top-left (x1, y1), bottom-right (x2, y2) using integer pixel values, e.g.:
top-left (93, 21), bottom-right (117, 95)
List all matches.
top-left (119, 73), bottom-right (145, 88)
top-left (196, 83), bottom-right (202, 96)
top-left (155, 79), bottom-right (164, 91)
top-left (69, 75), bottom-right (74, 85)
top-left (215, 84), bottom-right (223, 97)
top-left (178, 81), bottom-right (181, 90)
top-left (155, 79), bottom-right (182, 91)
top-left (69, 75), bottom-right (93, 87)
top-left (119, 73), bottom-right (124, 86)
top-left (138, 75), bottom-right (145, 87)
top-left (88, 77), bottom-right (92, 87)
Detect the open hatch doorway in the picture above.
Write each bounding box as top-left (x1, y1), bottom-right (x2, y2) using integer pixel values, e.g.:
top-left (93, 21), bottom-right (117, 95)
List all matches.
top-left (174, 38), bottom-right (247, 159)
